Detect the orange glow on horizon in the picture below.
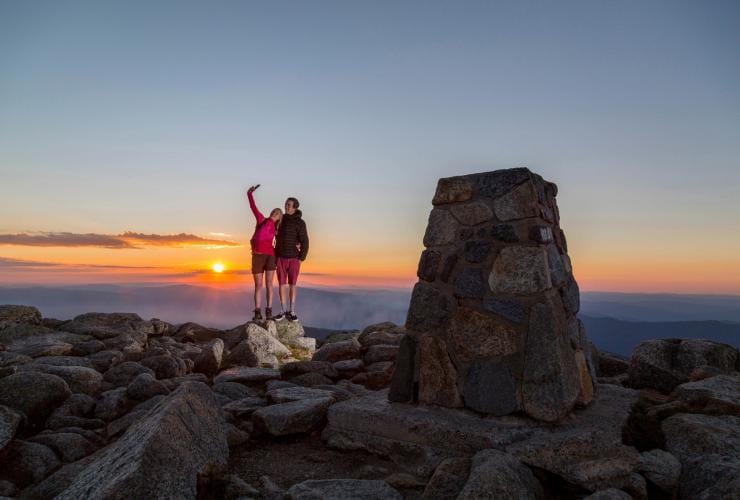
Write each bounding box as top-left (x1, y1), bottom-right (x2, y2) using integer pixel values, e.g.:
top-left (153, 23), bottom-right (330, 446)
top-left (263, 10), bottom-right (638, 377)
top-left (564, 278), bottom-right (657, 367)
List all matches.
top-left (2, 239), bottom-right (740, 294)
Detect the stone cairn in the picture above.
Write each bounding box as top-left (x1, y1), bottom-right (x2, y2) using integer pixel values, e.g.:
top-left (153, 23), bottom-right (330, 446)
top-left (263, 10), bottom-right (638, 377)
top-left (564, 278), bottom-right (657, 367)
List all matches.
top-left (389, 167), bottom-right (596, 422)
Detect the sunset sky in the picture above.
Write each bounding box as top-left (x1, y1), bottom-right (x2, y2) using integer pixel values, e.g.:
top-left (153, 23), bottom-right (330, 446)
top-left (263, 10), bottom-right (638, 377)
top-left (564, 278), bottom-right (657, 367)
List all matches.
top-left (1, 1), bottom-right (739, 293)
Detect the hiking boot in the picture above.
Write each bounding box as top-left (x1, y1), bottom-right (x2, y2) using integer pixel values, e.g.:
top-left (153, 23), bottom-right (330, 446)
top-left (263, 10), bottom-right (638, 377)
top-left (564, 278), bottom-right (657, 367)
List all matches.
top-left (287, 311), bottom-right (299, 322)
top-left (252, 309), bottom-right (263, 321)
top-left (265, 307), bottom-right (273, 320)
top-left (273, 312), bottom-right (286, 321)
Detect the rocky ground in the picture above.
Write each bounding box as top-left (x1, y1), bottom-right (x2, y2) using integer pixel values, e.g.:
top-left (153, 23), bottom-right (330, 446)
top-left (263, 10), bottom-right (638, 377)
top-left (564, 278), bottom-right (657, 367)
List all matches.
top-left (0, 304), bottom-right (738, 499)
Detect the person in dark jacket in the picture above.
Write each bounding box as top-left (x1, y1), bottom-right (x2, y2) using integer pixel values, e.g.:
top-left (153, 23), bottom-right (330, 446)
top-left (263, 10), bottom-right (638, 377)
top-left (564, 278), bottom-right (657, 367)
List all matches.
top-left (273, 196), bottom-right (309, 322)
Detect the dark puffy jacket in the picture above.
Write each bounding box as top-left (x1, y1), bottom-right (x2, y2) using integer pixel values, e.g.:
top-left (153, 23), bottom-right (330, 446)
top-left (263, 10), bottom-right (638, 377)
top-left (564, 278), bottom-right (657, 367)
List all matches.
top-left (276, 210), bottom-right (309, 261)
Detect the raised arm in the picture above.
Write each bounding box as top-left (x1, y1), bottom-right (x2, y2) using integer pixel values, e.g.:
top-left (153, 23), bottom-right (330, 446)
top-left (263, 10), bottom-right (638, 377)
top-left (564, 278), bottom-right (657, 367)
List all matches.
top-left (247, 188), bottom-right (265, 224)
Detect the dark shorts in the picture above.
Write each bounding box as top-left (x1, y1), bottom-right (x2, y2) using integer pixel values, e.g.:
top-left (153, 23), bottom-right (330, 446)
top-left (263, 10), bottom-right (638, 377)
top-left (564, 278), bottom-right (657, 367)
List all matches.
top-left (252, 253), bottom-right (276, 274)
top-left (276, 257), bottom-right (301, 285)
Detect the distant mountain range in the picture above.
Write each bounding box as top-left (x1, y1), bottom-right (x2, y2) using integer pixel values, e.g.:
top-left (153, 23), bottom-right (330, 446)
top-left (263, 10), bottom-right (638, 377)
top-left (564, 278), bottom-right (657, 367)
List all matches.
top-left (581, 291), bottom-right (740, 323)
top-left (0, 284), bottom-right (737, 357)
top-left (0, 284), bottom-right (409, 331)
top-left (580, 315), bottom-right (739, 356)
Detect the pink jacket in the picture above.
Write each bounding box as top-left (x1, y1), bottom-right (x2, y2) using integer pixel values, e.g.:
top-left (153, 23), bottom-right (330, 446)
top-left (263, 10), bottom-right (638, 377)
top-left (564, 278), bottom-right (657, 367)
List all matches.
top-left (248, 191), bottom-right (277, 255)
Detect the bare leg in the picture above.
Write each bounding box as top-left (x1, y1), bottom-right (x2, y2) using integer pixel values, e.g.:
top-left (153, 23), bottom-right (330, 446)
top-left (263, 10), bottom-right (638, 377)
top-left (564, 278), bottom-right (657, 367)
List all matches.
top-left (265, 270), bottom-right (275, 308)
top-left (253, 273), bottom-right (264, 310)
top-left (289, 285), bottom-right (298, 312)
top-left (279, 284), bottom-right (289, 312)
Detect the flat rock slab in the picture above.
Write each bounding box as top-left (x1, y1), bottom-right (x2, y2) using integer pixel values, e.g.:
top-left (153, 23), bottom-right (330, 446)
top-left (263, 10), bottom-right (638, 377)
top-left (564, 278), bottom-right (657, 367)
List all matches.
top-left (285, 479), bottom-right (401, 500)
top-left (266, 386), bottom-right (337, 404)
top-left (671, 374), bottom-right (740, 415)
top-left (253, 398), bottom-right (332, 436)
top-left (324, 385), bottom-right (638, 479)
top-left (214, 367), bottom-right (281, 385)
top-left (39, 382), bottom-right (228, 499)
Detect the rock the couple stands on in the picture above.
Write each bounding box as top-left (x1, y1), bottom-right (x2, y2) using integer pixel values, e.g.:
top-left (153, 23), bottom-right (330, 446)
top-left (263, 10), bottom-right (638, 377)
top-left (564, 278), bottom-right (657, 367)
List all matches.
top-left (247, 186), bottom-right (309, 323)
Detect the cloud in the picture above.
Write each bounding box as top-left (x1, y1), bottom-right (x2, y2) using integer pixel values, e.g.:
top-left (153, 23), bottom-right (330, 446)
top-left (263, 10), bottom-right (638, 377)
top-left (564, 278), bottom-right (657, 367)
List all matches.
top-left (0, 257), bottom-right (160, 270)
top-left (0, 231), bottom-right (240, 249)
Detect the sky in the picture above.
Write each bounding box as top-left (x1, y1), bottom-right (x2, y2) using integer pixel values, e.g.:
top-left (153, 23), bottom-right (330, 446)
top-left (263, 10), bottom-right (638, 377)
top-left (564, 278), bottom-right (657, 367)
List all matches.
top-left (1, 0), bottom-right (739, 293)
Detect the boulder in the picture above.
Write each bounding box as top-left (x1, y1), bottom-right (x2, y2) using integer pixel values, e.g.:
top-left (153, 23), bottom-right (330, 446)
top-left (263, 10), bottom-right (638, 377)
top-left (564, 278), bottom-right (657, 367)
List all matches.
top-left (0, 351), bottom-right (32, 368)
top-left (222, 397), bottom-right (268, 419)
top-left (311, 385), bottom-right (355, 402)
top-left (364, 345), bottom-right (399, 364)
top-left (289, 336), bottom-right (316, 354)
top-left (193, 338), bottom-right (224, 376)
top-left (360, 321), bottom-right (400, 335)
top-left (266, 386), bottom-right (336, 404)
top-left (212, 382), bottom-right (259, 401)
top-left (0, 405), bottom-right (22, 452)
top-left (125, 373), bottom-right (170, 401)
top-left (174, 322), bottom-right (222, 343)
top-left (214, 367), bottom-right (280, 386)
top-left (637, 449), bottom-right (680, 494)
top-left (87, 350), bottom-right (124, 373)
top-left (507, 428), bottom-right (640, 493)
top-left (457, 449), bottom-right (543, 500)
top-left (32, 356), bottom-right (94, 368)
top-left (291, 372), bottom-right (335, 387)
top-left (226, 323), bottom-right (291, 368)
top-left (0, 371), bottom-right (71, 422)
top-left (58, 312), bottom-right (146, 340)
top-left (4, 332), bottom-right (76, 358)
top-left (598, 352), bottom-right (629, 377)
top-left (422, 457), bottom-right (471, 499)
top-left (312, 338), bottom-right (362, 363)
top-left (45, 393), bottom-right (95, 422)
top-left (101, 334), bottom-right (144, 361)
top-left (281, 360), bottom-right (338, 380)
top-left (29, 432), bottom-right (98, 463)
top-left (274, 319), bottom-right (306, 344)
top-left (669, 374), bottom-right (740, 415)
top-left (49, 382), bottom-right (228, 499)
top-left (71, 339), bottom-right (106, 356)
top-left (662, 413), bottom-right (740, 499)
top-left (0, 439), bottom-right (60, 487)
top-left (333, 359), bottom-right (364, 378)
top-left (103, 361), bottom-right (154, 387)
top-left (140, 354), bottom-right (188, 379)
top-left (94, 388), bottom-right (130, 421)
top-left (19, 364), bottom-right (103, 395)
top-left (358, 330), bottom-right (403, 348)
top-left (0, 305), bottom-right (42, 329)
top-left (285, 479), bottom-right (401, 500)
top-left (628, 339), bottom-right (737, 393)
top-left (253, 398), bottom-right (332, 436)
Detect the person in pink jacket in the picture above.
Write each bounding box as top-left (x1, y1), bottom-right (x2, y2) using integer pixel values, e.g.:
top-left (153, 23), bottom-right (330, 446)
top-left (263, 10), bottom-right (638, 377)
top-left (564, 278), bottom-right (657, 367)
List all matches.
top-left (247, 185), bottom-right (282, 320)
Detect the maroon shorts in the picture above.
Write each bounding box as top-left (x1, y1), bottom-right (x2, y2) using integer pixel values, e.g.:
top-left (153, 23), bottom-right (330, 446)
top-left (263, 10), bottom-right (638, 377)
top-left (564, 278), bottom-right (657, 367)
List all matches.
top-left (251, 253), bottom-right (276, 274)
top-left (276, 257), bottom-right (301, 285)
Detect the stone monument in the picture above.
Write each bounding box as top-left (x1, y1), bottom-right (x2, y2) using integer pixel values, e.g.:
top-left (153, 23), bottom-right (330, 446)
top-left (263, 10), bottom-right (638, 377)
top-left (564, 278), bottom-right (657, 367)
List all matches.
top-left (389, 167), bottom-right (596, 422)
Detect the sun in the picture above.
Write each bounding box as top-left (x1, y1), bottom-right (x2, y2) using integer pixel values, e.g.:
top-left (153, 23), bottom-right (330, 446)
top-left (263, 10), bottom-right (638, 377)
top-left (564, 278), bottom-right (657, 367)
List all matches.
top-left (212, 262), bottom-right (225, 273)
